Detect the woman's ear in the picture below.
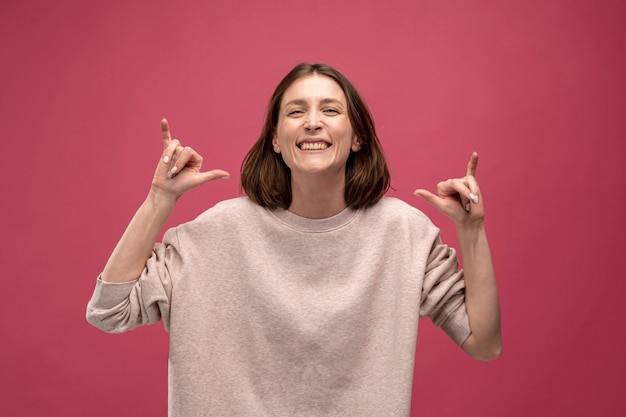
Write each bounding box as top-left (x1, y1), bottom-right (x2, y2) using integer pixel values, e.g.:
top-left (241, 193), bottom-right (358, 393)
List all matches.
top-left (351, 136), bottom-right (361, 152)
top-left (272, 135), bottom-right (281, 153)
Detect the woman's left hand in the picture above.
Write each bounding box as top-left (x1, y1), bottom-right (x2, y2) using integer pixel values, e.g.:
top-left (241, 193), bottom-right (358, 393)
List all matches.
top-left (414, 152), bottom-right (484, 227)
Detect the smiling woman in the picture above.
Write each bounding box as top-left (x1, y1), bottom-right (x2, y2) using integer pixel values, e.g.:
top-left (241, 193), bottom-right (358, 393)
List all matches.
top-left (241, 63), bottom-right (390, 216)
top-left (86, 62), bottom-right (501, 417)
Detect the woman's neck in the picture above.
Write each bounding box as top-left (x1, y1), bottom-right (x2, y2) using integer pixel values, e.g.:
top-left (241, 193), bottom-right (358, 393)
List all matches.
top-left (288, 172), bottom-right (347, 219)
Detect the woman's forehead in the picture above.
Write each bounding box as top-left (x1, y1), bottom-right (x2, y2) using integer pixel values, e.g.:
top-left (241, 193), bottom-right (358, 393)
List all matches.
top-left (281, 75), bottom-right (347, 105)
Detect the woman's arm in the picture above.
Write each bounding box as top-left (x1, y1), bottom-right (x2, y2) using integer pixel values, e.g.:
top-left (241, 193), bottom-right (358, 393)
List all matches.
top-left (414, 153), bottom-right (502, 360)
top-left (453, 222), bottom-right (501, 360)
top-left (101, 119), bottom-right (229, 283)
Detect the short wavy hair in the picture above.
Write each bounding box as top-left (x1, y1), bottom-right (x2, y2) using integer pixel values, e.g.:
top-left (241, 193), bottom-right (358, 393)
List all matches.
top-left (240, 63), bottom-right (390, 209)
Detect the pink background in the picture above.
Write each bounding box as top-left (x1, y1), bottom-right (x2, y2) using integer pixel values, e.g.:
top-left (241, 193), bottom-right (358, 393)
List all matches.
top-left (1, 0), bottom-right (625, 415)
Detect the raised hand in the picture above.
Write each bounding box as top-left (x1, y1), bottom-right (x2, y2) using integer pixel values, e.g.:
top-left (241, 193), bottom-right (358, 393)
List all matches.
top-left (414, 152), bottom-right (484, 226)
top-left (152, 119), bottom-right (230, 200)
top-left (100, 120), bottom-right (229, 283)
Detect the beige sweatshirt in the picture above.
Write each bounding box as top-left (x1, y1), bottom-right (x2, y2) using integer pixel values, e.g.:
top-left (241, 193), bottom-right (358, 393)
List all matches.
top-left (87, 197), bottom-right (470, 416)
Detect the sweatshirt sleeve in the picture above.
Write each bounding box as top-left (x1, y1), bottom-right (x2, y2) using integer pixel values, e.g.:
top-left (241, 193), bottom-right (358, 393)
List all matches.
top-left (86, 228), bottom-right (181, 333)
top-left (419, 235), bottom-right (471, 346)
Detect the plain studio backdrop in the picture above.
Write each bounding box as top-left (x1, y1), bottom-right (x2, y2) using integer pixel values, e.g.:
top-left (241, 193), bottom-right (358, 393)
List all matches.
top-left (1, 0), bottom-right (624, 415)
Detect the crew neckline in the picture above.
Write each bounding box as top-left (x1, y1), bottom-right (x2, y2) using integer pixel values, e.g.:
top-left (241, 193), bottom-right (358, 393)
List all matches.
top-left (268, 205), bottom-right (360, 233)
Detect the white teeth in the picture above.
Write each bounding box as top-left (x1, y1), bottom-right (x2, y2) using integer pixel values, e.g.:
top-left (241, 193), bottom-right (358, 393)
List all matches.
top-left (299, 142), bottom-right (329, 150)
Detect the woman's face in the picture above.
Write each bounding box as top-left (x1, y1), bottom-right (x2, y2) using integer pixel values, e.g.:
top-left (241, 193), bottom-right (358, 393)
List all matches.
top-left (272, 74), bottom-right (360, 179)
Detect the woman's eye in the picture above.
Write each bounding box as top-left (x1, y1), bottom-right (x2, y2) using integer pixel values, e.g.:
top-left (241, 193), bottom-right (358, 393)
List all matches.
top-left (288, 110), bottom-right (304, 116)
top-left (323, 108), bottom-right (339, 114)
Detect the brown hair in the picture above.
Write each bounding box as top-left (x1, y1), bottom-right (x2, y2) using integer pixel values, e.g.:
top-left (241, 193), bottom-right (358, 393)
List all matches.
top-left (240, 63), bottom-right (390, 209)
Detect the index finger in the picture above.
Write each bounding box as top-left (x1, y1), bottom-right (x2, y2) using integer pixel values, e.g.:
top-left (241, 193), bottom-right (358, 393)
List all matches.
top-left (161, 118), bottom-right (172, 149)
top-left (466, 151), bottom-right (479, 177)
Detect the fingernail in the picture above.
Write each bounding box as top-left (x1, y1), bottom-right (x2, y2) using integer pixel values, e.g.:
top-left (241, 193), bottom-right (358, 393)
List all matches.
top-left (163, 155), bottom-right (170, 163)
top-left (465, 203), bottom-right (471, 212)
top-left (469, 193), bottom-right (479, 203)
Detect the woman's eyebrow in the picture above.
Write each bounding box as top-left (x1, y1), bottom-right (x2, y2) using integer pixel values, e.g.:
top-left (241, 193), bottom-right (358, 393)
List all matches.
top-left (283, 99), bottom-right (308, 107)
top-left (319, 98), bottom-right (345, 107)
top-left (283, 98), bottom-right (345, 107)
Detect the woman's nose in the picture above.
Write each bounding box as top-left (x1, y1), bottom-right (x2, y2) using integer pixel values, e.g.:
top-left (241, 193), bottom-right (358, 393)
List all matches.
top-left (304, 113), bottom-right (322, 131)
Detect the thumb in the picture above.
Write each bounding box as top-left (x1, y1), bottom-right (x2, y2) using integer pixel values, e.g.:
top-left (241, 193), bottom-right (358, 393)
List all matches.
top-left (413, 188), bottom-right (440, 207)
top-left (195, 169), bottom-right (230, 185)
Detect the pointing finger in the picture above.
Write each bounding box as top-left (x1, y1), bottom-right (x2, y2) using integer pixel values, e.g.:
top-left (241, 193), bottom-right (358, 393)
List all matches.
top-left (466, 151), bottom-right (479, 177)
top-left (161, 118), bottom-right (172, 149)
top-left (161, 118), bottom-right (175, 164)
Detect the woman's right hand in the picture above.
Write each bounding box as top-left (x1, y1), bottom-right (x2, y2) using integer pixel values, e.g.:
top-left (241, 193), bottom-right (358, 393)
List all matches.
top-left (152, 118), bottom-right (230, 200)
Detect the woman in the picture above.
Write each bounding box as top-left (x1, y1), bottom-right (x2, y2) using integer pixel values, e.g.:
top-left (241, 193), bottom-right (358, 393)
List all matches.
top-left (87, 63), bottom-right (501, 416)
